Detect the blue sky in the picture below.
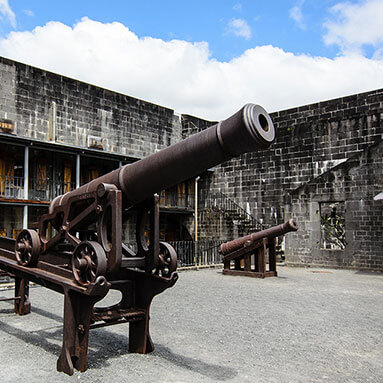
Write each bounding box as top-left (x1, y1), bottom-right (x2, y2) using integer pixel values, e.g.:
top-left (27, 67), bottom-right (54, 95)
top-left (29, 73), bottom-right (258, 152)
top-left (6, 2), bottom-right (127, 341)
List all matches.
top-left (0, 0), bottom-right (382, 119)
top-left (1, 1), bottom-right (343, 60)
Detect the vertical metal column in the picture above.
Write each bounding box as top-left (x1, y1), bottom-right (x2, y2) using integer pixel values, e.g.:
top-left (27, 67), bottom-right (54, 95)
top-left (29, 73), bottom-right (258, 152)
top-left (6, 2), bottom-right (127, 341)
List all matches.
top-left (76, 154), bottom-right (80, 189)
top-left (51, 101), bottom-right (57, 142)
top-left (74, 153), bottom-right (81, 239)
top-left (23, 146), bottom-right (29, 229)
top-left (194, 176), bottom-right (200, 266)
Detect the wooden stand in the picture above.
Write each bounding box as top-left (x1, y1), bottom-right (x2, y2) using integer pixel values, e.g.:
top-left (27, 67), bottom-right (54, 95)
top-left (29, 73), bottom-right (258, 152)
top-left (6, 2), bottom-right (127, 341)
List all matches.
top-left (222, 237), bottom-right (277, 278)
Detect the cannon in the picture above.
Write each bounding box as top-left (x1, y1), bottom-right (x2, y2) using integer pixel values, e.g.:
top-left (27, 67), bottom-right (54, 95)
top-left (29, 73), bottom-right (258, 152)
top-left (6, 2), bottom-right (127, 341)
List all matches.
top-left (221, 219), bottom-right (298, 278)
top-left (220, 219), bottom-right (298, 255)
top-left (0, 104), bottom-right (275, 375)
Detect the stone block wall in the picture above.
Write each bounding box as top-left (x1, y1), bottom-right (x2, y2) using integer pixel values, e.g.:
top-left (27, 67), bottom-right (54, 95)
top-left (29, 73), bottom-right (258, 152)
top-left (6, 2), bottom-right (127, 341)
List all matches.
top-left (1, 56), bottom-right (383, 270)
top-left (0, 57), bottom-right (181, 159)
top-left (183, 90), bottom-right (383, 219)
top-left (285, 140), bottom-right (383, 270)
top-left (182, 90), bottom-right (383, 269)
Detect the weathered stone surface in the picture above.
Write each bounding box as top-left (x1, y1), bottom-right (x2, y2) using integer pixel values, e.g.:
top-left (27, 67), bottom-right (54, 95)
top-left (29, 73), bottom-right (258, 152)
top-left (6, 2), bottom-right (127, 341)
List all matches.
top-left (1, 55), bottom-right (382, 270)
top-left (0, 57), bottom-right (181, 159)
top-left (182, 89), bottom-right (383, 270)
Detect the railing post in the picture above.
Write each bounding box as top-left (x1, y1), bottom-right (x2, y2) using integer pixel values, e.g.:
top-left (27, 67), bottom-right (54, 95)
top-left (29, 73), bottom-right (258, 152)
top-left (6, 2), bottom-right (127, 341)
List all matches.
top-left (23, 146), bottom-right (29, 200)
top-left (194, 176), bottom-right (200, 267)
top-left (76, 154), bottom-right (80, 188)
top-left (23, 146), bottom-right (29, 229)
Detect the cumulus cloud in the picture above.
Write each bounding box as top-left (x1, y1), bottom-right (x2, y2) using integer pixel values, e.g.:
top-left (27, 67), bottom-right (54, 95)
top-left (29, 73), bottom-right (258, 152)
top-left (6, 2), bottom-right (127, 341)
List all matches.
top-left (0, 0), bottom-right (15, 28)
top-left (289, 1), bottom-right (306, 30)
top-left (227, 18), bottom-right (252, 40)
top-left (324, 0), bottom-right (383, 55)
top-left (0, 17), bottom-right (382, 120)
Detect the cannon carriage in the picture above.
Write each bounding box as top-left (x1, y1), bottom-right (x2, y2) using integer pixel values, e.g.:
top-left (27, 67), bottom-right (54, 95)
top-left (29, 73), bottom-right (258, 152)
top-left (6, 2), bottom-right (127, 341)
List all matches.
top-left (221, 219), bottom-right (298, 278)
top-left (0, 103), bottom-right (275, 375)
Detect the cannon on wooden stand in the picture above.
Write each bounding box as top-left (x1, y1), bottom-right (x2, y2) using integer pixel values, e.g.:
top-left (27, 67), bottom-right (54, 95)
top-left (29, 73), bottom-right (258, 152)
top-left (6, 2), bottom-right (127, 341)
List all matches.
top-left (0, 104), bottom-right (275, 375)
top-left (221, 219), bottom-right (298, 278)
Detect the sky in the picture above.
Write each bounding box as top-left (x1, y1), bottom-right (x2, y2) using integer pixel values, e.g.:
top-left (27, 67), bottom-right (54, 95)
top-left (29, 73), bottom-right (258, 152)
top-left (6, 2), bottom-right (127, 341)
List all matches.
top-left (0, 0), bottom-right (382, 120)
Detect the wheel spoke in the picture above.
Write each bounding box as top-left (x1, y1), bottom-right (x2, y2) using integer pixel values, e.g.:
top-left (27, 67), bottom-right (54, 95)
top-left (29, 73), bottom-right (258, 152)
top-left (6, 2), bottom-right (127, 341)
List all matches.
top-left (72, 241), bottom-right (107, 285)
top-left (157, 242), bottom-right (177, 277)
top-left (15, 229), bottom-right (40, 267)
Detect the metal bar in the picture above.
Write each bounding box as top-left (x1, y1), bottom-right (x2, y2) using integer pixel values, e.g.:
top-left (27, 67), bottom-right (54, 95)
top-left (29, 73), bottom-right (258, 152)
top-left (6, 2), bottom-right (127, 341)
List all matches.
top-left (51, 101), bottom-right (56, 141)
top-left (23, 146), bottom-right (29, 200)
top-left (90, 316), bottom-right (144, 330)
top-left (22, 146), bottom-right (29, 229)
top-left (76, 154), bottom-right (80, 188)
top-left (0, 296), bottom-right (21, 301)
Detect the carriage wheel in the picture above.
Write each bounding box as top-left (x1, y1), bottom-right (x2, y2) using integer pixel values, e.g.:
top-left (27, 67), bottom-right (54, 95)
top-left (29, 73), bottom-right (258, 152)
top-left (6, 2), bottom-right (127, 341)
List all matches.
top-left (72, 241), bottom-right (107, 285)
top-left (15, 229), bottom-right (41, 266)
top-left (155, 242), bottom-right (177, 278)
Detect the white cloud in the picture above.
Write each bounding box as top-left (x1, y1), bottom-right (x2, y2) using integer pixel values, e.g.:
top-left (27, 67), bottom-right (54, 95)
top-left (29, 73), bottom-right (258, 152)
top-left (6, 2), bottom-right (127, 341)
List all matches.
top-left (227, 18), bottom-right (252, 40)
top-left (289, 1), bottom-right (306, 30)
top-left (324, 0), bottom-right (383, 55)
top-left (0, 18), bottom-right (382, 120)
top-left (0, 0), bottom-right (15, 28)
top-left (24, 9), bottom-right (34, 17)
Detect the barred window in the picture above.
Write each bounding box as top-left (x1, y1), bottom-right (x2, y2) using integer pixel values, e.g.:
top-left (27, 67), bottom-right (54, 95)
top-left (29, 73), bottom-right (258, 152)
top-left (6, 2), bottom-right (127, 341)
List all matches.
top-left (320, 202), bottom-right (346, 250)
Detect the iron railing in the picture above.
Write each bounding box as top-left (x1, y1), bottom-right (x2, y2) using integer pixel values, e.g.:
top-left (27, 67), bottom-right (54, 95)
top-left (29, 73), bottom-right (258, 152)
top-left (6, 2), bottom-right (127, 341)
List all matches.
top-left (124, 240), bottom-right (223, 268)
top-left (168, 240), bottom-right (195, 267)
top-left (1, 175), bottom-right (192, 212)
top-left (0, 175), bottom-right (77, 201)
top-left (28, 178), bottom-right (52, 201)
top-left (200, 191), bottom-right (266, 232)
top-left (193, 240), bottom-right (224, 267)
top-left (0, 175), bottom-right (24, 199)
top-left (159, 191), bottom-right (194, 210)
top-left (28, 179), bottom-right (76, 201)
top-left (0, 176), bottom-right (76, 201)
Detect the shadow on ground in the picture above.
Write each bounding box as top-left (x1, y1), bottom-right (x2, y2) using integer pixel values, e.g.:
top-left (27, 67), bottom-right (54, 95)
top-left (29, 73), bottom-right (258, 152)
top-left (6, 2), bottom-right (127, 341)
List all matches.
top-left (0, 302), bottom-right (237, 380)
top-left (153, 345), bottom-right (237, 381)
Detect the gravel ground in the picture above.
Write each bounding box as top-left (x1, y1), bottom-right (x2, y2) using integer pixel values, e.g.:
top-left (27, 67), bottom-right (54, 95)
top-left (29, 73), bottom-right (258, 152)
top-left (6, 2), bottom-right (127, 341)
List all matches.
top-left (0, 266), bottom-right (382, 383)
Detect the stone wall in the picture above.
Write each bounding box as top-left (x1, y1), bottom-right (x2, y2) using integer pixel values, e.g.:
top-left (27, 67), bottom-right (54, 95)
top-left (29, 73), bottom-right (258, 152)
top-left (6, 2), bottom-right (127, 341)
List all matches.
top-left (0, 57), bottom-right (181, 159)
top-left (182, 89), bottom-right (383, 270)
top-left (1, 56), bottom-right (383, 270)
top-left (285, 140), bottom-right (383, 270)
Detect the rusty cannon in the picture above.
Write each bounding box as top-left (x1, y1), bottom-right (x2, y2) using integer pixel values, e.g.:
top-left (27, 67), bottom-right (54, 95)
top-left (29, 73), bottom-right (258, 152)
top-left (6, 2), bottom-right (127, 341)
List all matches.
top-left (0, 104), bottom-right (275, 375)
top-left (221, 219), bottom-right (298, 278)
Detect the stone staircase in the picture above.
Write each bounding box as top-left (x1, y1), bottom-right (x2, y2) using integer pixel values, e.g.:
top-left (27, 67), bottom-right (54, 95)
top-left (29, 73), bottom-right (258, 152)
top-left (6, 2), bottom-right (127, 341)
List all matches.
top-left (200, 191), bottom-right (267, 235)
top-left (200, 191), bottom-right (285, 261)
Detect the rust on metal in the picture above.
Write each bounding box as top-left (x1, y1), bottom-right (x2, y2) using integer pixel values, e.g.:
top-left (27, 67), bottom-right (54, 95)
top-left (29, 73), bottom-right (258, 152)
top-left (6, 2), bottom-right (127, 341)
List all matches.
top-left (0, 104), bottom-right (275, 375)
top-left (221, 220), bottom-right (298, 278)
top-left (220, 219), bottom-right (298, 255)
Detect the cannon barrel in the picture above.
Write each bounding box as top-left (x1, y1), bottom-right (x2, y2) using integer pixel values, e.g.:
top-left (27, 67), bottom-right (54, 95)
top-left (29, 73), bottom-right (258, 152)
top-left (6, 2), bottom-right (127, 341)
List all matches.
top-left (220, 219), bottom-right (298, 255)
top-left (50, 104), bottom-right (275, 212)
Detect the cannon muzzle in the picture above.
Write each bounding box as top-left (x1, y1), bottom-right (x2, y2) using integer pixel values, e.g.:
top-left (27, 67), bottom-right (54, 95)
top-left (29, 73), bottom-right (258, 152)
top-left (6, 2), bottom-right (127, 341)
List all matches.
top-left (220, 219), bottom-right (298, 255)
top-left (50, 104), bottom-right (275, 212)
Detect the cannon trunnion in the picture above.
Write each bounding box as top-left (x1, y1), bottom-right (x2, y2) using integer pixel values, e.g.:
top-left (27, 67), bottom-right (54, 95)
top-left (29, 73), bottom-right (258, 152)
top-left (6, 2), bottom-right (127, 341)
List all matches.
top-left (0, 104), bottom-right (275, 375)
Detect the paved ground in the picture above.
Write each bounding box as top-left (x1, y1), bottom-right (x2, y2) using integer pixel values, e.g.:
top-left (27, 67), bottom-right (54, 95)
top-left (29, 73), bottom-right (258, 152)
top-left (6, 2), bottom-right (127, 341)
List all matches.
top-left (0, 266), bottom-right (382, 383)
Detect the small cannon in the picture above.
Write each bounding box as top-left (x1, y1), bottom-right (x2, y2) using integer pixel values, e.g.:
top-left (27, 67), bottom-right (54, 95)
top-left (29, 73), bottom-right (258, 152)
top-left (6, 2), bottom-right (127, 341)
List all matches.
top-left (0, 104), bottom-right (275, 375)
top-left (221, 219), bottom-right (298, 278)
